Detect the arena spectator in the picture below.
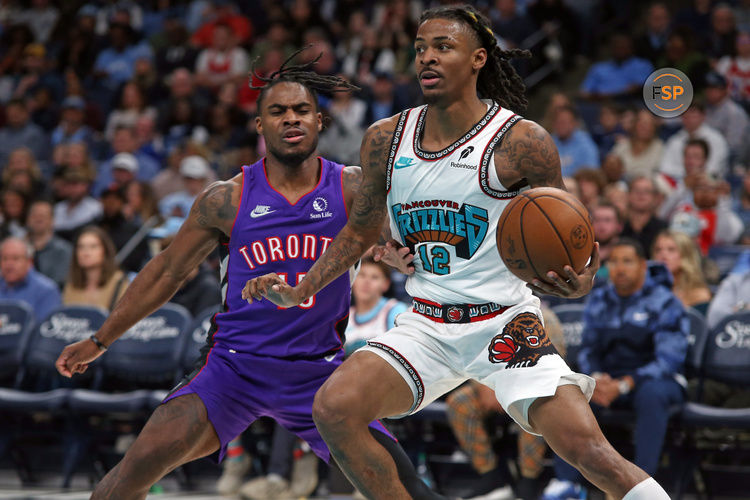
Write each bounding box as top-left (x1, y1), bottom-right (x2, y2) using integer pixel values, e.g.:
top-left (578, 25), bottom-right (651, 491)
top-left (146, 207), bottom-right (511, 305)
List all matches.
top-left (95, 127), bottom-right (161, 195)
top-left (53, 168), bottom-right (101, 239)
top-left (611, 109), bottom-right (664, 180)
top-left (123, 181), bottom-right (159, 225)
top-left (104, 82), bottom-right (158, 141)
top-left (550, 106), bottom-right (599, 176)
top-left (490, 0), bottom-right (536, 49)
top-left (50, 96), bottom-right (94, 149)
top-left (590, 103), bottom-right (625, 160)
top-left (621, 176), bottom-right (668, 258)
top-left (660, 103), bottom-right (729, 182)
top-left (706, 3), bottom-right (738, 60)
top-left (2, 147), bottom-right (45, 197)
top-left (158, 155), bottom-right (211, 219)
top-left (0, 188), bottom-right (30, 240)
top-left (707, 265), bottom-right (750, 328)
top-left (572, 168), bottom-right (606, 211)
top-left (716, 30), bottom-right (750, 112)
top-left (194, 22), bottom-right (249, 93)
top-left (25, 199), bottom-right (72, 289)
top-left (601, 153), bottom-right (626, 187)
top-left (704, 71), bottom-right (750, 161)
top-left (527, 0), bottom-right (580, 68)
top-left (0, 236), bottom-right (60, 322)
top-left (344, 256), bottom-right (408, 356)
top-left (652, 230), bottom-right (712, 313)
top-left (92, 22), bottom-right (153, 95)
top-left (579, 239), bottom-right (688, 477)
top-left (579, 33), bottom-right (653, 101)
top-left (190, 1), bottom-right (252, 48)
top-left (0, 98), bottom-right (49, 167)
top-left (62, 226), bottom-right (129, 311)
top-left (318, 75), bottom-right (368, 165)
top-left (9, 0), bottom-right (60, 44)
top-left (655, 28), bottom-right (711, 95)
top-left (592, 201), bottom-right (624, 280)
top-left (670, 173), bottom-right (744, 253)
top-left (12, 43), bottom-right (64, 103)
top-left (154, 16), bottom-right (199, 75)
top-left (634, 3), bottom-right (672, 63)
top-left (97, 185), bottom-right (150, 274)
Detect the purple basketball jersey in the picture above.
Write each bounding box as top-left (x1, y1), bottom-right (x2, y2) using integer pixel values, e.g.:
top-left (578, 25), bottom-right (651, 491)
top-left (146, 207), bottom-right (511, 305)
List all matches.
top-left (210, 157), bottom-right (350, 358)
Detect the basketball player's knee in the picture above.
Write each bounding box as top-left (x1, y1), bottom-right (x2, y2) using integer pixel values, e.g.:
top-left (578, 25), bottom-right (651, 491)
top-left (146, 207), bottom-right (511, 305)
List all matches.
top-left (312, 383), bottom-right (361, 433)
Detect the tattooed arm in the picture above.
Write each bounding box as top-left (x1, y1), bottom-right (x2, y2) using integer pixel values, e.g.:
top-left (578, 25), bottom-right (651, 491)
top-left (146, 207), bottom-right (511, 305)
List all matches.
top-left (243, 118), bottom-right (398, 307)
top-left (56, 177), bottom-right (241, 377)
top-left (494, 119), bottom-right (599, 299)
top-left (494, 119), bottom-right (566, 190)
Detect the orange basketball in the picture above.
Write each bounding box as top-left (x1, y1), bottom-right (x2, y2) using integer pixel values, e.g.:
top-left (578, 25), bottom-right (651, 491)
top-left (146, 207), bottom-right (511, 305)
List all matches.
top-left (496, 187), bottom-right (594, 285)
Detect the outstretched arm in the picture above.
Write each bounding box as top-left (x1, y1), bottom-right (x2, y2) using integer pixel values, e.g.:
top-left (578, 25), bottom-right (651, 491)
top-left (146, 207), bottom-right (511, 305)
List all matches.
top-left (494, 119), bottom-right (599, 298)
top-left (243, 117), bottom-right (398, 307)
top-left (56, 178), bottom-right (241, 377)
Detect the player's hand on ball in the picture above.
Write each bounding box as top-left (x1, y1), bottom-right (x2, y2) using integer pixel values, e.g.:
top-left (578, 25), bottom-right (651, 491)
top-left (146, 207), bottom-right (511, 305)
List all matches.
top-left (373, 240), bottom-right (415, 275)
top-left (55, 338), bottom-right (103, 378)
top-left (242, 273), bottom-right (302, 308)
top-left (527, 242), bottom-right (600, 298)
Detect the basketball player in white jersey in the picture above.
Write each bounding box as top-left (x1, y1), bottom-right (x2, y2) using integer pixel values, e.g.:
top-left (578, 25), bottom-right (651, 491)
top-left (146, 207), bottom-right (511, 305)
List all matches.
top-left (243, 5), bottom-right (671, 500)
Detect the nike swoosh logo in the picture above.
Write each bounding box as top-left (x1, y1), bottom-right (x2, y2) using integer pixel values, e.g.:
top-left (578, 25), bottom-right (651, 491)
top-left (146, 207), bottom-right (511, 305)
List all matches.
top-left (395, 158), bottom-right (416, 169)
top-left (250, 209), bottom-right (276, 218)
top-left (324, 353), bottom-right (337, 362)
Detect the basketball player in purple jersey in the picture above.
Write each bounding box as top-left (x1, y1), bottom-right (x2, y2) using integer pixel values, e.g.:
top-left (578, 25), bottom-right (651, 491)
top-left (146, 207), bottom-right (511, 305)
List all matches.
top-left (55, 53), bottom-right (446, 500)
top-left (245, 6), bottom-right (672, 500)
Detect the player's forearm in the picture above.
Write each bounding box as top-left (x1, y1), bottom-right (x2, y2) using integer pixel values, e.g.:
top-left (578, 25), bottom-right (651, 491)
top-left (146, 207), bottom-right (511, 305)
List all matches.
top-left (95, 253), bottom-right (186, 346)
top-left (297, 221), bottom-right (382, 300)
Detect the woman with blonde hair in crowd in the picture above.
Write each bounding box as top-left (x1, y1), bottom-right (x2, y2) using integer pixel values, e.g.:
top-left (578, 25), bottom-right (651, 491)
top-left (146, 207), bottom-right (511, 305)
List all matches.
top-left (652, 229), bottom-right (712, 313)
top-left (62, 226), bottom-right (129, 311)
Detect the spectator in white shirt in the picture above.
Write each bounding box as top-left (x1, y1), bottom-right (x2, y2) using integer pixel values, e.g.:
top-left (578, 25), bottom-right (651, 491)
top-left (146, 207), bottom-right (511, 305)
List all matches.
top-left (659, 102), bottom-right (729, 182)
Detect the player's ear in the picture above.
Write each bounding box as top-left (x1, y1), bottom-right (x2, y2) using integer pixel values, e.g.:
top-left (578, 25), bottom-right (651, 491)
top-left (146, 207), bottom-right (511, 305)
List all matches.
top-left (472, 47), bottom-right (487, 72)
top-left (316, 111), bottom-right (322, 132)
top-left (255, 115), bottom-right (262, 135)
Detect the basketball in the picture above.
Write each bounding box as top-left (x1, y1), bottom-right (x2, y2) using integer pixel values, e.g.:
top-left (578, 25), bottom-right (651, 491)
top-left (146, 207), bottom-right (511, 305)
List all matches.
top-left (496, 187), bottom-right (594, 285)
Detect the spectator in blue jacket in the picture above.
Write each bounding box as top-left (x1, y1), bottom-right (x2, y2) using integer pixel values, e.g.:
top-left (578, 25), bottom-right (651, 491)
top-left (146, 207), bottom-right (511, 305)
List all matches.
top-left (580, 238), bottom-right (688, 474)
top-left (543, 238), bottom-right (689, 500)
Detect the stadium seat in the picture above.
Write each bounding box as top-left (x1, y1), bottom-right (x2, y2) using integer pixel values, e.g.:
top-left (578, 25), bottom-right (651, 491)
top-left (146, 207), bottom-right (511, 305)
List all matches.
top-left (0, 300), bottom-right (35, 388)
top-left (674, 311), bottom-right (750, 499)
top-left (550, 303), bottom-right (585, 371)
top-left (0, 306), bottom-right (108, 485)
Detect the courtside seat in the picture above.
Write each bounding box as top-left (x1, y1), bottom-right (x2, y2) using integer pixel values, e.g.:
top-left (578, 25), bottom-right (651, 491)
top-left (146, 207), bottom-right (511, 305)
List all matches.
top-left (0, 300), bottom-right (35, 388)
top-left (673, 311), bottom-right (750, 499)
top-left (0, 387), bottom-right (70, 412)
top-left (67, 303), bottom-right (192, 414)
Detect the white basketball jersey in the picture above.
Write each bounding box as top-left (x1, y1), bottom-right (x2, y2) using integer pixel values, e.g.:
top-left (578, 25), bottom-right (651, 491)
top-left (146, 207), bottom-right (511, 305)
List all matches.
top-left (386, 101), bottom-right (533, 305)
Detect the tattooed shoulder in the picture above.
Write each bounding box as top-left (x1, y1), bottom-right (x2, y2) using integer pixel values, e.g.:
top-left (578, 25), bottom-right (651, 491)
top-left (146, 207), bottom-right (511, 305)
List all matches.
top-left (494, 119), bottom-right (565, 190)
top-left (361, 116), bottom-right (400, 173)
top-left (191, 176), bottom-right (241, 235)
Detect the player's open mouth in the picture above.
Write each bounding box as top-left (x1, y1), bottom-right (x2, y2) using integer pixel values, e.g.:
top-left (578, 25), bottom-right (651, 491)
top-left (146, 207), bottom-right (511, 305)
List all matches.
top-left (527, 336), bottom-right (539, 347)
top-left (282, 129), bottom-right (305, 144)
top-left (420, 70), bottom-right (441, 87)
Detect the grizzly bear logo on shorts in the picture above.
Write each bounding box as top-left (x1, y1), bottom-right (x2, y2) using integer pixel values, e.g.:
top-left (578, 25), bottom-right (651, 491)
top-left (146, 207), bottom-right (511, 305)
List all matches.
top-left (488, 312), bottom-right (557, 369)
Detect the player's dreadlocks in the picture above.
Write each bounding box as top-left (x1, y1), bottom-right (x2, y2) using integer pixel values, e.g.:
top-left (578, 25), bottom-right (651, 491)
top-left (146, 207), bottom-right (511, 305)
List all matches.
top-left (251, 47), bottom-right (360, 111)
top-left (419, 5), bottom-right (531, 112)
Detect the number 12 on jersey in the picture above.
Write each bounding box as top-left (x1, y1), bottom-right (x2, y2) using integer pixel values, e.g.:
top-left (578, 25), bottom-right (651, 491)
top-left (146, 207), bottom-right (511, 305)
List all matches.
top-left (276, 273), bottom-right (315, 309)
top-left (419, 245), bottom-right (450, 275)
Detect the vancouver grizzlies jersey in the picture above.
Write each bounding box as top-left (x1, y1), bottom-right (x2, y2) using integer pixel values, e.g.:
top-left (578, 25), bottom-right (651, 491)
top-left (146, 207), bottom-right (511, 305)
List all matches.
top-left (210, 158), bottom-right (350, 358)
top-left (386, 102), bottom-right (533, 305)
